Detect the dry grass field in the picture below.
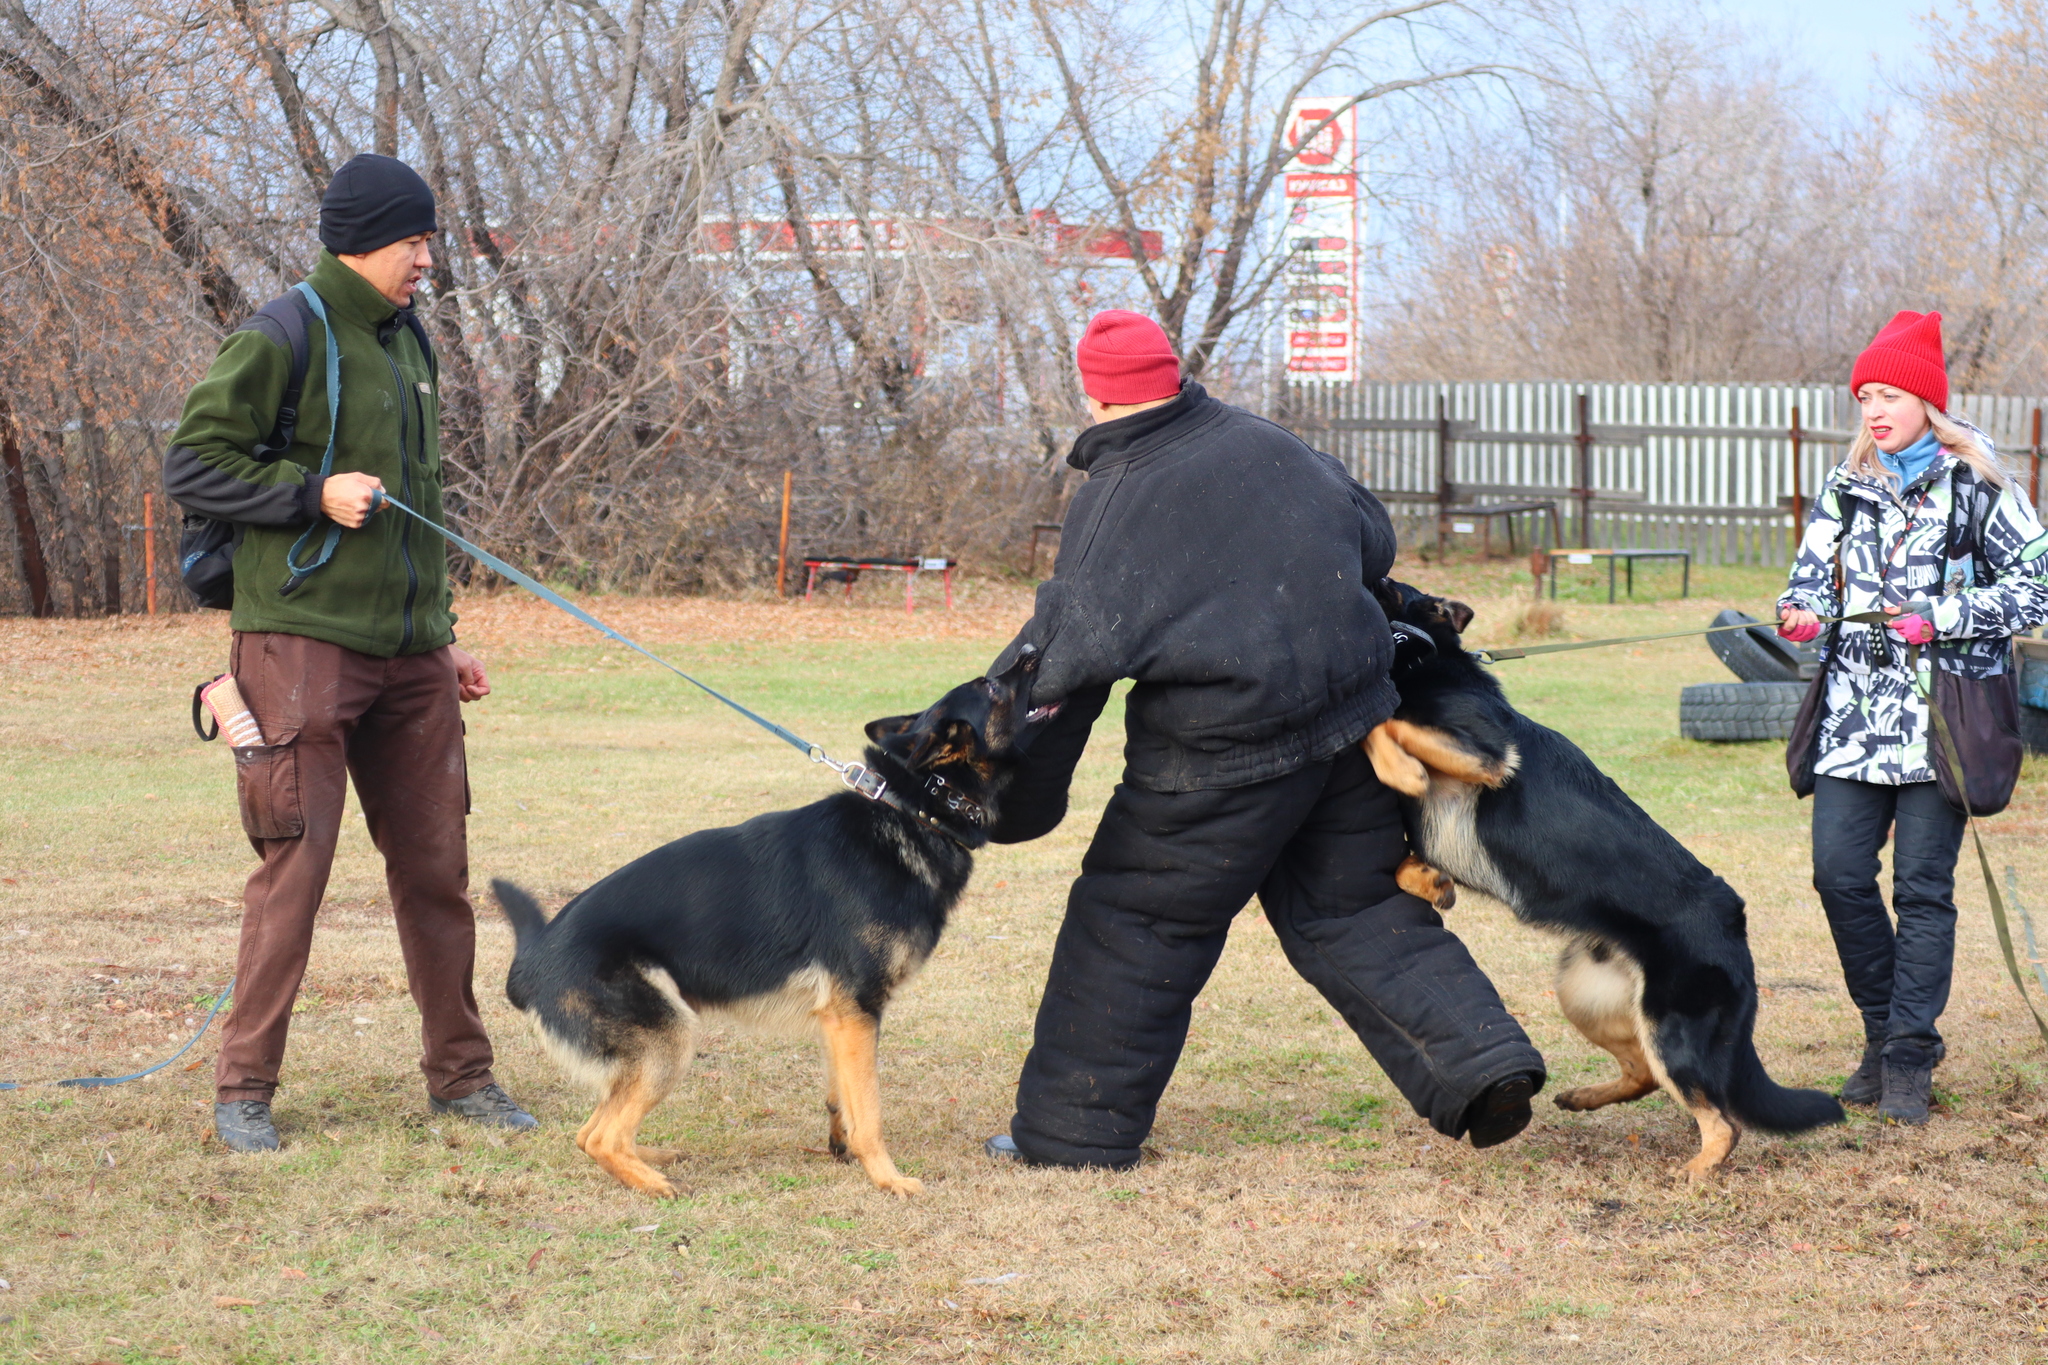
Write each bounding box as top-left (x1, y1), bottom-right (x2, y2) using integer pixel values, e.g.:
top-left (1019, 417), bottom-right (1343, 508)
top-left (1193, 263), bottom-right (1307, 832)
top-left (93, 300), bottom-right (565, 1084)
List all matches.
top-left (4, 556), bottom-right (2048, 1364)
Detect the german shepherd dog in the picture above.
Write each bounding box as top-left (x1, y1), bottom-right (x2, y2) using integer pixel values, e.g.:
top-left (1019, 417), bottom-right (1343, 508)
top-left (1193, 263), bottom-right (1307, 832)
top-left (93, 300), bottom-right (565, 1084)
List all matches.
top-left (1364, 581), bottom-right (1844, 1178)
top-left (490, 649), bottom-right (1061, 1200)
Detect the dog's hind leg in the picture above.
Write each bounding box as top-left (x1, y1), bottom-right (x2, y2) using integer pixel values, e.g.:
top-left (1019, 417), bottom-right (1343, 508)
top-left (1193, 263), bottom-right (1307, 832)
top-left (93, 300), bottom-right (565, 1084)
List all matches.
top-left (577, 1025), bottom-right (691, 1198)
top-left (1552, 941), bottom-right (1660, 1112)
top-left (817, 991), bottom-right (921, 1197)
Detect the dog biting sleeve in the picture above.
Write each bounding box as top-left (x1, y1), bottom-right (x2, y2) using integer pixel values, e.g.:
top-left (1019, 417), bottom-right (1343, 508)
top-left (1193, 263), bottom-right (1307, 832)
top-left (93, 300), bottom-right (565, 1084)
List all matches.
top-left (987, 684), bottom-right (1112, 844)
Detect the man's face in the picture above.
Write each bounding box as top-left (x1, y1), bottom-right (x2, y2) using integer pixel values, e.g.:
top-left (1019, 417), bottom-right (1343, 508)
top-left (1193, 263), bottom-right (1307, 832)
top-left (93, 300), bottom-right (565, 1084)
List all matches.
top-left (340, 233), bottom-right (435, 307)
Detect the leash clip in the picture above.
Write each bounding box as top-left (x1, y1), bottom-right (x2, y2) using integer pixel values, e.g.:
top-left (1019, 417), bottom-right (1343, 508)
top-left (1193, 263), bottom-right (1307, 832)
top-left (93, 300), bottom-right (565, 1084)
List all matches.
top-left (835, 762), bottom-right (889, 801)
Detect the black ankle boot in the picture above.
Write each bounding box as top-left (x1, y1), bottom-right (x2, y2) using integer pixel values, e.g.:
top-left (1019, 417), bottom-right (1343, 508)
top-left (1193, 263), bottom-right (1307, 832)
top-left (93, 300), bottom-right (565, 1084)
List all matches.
top-left (1840, 1042), bottom-right (1884, 1106)
top-left (1877, 1043), bottom-right (1939, 1126)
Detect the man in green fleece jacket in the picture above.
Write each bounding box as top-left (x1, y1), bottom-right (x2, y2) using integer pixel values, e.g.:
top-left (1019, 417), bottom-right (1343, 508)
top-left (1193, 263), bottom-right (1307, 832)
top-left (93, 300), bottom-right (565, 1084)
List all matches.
top-left (165, 154), bottom-right (535, 1153)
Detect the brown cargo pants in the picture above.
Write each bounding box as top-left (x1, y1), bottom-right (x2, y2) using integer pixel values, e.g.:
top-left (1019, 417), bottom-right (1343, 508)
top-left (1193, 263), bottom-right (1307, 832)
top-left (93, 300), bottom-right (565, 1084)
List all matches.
top-left (214, 630), bottom-right (497, 1105)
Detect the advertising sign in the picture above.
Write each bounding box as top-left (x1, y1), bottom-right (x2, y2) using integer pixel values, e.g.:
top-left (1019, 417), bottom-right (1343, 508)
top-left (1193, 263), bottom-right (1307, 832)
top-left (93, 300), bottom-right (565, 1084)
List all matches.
top-left (1278, 99), bottom-right (1361, 383)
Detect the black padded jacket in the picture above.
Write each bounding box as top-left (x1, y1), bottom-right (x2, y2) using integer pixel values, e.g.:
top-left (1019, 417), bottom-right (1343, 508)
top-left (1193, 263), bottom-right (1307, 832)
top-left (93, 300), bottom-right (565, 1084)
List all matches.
top-left (989, 381), bottom-right (1401, 832)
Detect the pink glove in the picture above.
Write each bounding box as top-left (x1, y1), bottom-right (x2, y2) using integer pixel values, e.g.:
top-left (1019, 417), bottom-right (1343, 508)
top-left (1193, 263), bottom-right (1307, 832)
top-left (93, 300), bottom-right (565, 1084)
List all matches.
top-left (1887, 608), bottom-right (1936, 646)
top-left (1777, 615), bottom-right (1821, 643)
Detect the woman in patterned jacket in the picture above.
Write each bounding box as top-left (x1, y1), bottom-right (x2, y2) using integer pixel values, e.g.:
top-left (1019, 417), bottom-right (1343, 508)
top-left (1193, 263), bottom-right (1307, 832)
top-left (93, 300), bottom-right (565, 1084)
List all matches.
top-left (1778, 310), bottom-right (2048, 1126)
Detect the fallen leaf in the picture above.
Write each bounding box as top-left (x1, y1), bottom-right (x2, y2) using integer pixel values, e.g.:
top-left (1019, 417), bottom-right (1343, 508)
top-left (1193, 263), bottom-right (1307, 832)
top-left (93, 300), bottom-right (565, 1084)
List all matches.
top-left (964, 1272), bottom-right (1024, 1286)
top-left (630, 1224), bottom-right (659, 1233)
top-left (1790, 1242), bottom-right (1814, 1252)
top-left (280, 1267), bottom-right (307, 1280)
top-left (420, 1328), bottom-right (445, 1341)
top-left (105, 1338), bottom-right (131, 1348)
top-left (526, 1248), bottom-right (544, 1272)
top-left (213, 1296), bottom-right (259, 1309)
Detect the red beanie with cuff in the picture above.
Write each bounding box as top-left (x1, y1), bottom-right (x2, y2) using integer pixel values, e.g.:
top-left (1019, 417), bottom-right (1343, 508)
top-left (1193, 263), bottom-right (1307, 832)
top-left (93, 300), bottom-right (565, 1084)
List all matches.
top-left (1076, 310), bottom-right (1181, 404)
top-left (1850, 310), bottom-right (1949, 412)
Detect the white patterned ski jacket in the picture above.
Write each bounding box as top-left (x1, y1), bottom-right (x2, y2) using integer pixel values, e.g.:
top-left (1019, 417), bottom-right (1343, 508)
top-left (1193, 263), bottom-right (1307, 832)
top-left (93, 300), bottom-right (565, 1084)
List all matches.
top-left (1778, 442), bottom-right (2048, 786)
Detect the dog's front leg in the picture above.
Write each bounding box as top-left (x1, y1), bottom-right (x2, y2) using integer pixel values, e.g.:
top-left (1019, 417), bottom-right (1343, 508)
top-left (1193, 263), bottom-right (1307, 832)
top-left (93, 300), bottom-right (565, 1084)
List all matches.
top-left (817, 995), bottom-right (922, 1197)
top-left (819, 1038), bottom-right (850, 1162)
top-left (1365, 722), bottom-right (1431, 796)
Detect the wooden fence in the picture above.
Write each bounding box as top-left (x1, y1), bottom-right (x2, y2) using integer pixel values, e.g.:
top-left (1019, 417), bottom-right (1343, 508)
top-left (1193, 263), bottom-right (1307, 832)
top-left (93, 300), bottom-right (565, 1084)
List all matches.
top-left (1275, 382), bottom-right (2048, 566)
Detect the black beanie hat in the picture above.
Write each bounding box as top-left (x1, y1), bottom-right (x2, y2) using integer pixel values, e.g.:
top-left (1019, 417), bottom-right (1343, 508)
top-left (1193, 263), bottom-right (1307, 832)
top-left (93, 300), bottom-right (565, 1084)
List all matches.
top-left (319, 154), bottom-right (437, 255)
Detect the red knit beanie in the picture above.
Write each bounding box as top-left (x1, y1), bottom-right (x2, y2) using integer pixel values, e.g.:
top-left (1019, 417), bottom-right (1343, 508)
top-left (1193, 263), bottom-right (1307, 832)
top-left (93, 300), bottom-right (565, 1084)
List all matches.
top-left (1075, 310), bottom-right (1181, 404)
top-left (1850, 310), bottom-right (1949, 412)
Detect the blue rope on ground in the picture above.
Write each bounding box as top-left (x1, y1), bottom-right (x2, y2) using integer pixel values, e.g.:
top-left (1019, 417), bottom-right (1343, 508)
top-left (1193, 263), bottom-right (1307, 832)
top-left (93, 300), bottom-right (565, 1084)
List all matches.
top-left (0, 979), bottom-right (233, 1092)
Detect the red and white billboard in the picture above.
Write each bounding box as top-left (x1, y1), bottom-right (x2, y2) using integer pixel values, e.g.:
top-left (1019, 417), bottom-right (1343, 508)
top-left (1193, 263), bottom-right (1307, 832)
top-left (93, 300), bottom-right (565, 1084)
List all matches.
top-left (1279, 99), bottom-right (1361, 383)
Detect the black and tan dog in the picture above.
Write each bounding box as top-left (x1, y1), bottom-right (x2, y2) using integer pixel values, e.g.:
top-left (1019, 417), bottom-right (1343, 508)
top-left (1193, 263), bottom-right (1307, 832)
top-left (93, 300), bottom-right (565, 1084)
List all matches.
top-left (490, 649), bottom-right (1061, 1199)
top-left (1364, 581), bottom-right (1843, 1179)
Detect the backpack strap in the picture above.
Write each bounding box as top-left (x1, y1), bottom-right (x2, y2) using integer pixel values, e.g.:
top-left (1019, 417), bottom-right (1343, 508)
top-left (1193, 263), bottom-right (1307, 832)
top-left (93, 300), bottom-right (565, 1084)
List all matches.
top-left (235, 290), bottom-right (317, 463)
top-left (280, 281), bottom-right (346, 596)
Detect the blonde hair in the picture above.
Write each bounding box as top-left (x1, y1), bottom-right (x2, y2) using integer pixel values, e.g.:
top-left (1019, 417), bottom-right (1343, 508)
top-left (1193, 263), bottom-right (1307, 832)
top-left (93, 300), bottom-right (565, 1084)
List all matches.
top-left (1847, 396), bottom-right (2009, 489)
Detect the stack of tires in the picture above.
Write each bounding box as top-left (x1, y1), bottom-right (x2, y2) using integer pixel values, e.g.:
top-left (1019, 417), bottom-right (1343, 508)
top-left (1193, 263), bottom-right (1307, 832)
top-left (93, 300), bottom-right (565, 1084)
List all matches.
top-left (1679, 611), bottom-right (1816, 742)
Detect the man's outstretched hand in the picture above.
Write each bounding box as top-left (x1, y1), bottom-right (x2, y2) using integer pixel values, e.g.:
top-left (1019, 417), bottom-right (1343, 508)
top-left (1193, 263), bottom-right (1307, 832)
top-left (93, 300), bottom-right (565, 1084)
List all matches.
top-left (451, 646), bottom-right (490, 702)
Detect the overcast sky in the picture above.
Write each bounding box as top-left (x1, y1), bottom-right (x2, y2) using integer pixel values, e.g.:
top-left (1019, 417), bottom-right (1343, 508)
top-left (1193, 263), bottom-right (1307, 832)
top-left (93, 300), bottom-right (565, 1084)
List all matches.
top-left (1715, 0), bottom-right (1929, 110)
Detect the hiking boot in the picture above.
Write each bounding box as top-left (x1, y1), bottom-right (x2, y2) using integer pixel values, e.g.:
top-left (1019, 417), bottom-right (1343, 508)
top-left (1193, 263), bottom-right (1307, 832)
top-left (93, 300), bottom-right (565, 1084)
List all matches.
top-left (1877, 1045), bottom-right (1938, 1126)
top-left (214, 1100), bottom-right (281, 1153)
top-left (1464, 1072), bottom-right (1540, 1149)
top-left (984, 1134), bottom-right (1022, 1162)
top-left (430, 1082), bottom-right (538, 1131)
top-left (1840, 1041), bottom-right (1885, 1106)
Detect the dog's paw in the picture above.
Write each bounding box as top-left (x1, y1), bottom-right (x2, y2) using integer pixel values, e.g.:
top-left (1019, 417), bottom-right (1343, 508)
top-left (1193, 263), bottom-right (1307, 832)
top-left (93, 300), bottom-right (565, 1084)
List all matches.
top-left (1396, 854), bottom-right (1456, 911)
top-left (874, 1174), bottom-right (924, 1198)
top-left (635, 1145), bottom-right (683, 1166)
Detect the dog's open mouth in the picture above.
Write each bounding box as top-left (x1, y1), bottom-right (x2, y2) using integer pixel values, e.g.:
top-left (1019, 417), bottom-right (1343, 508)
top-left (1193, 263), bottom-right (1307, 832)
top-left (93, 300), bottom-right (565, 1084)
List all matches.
top-left (1024, 702), bottom-right (1064, 724)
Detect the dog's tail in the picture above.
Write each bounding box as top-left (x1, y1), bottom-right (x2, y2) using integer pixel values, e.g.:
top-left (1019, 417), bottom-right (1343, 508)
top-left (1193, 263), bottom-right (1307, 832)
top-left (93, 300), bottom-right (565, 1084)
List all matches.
top-left (1724, 1038), bottom-right (1845, 1134)
top-left (491, 878), bottom-right (552, 955)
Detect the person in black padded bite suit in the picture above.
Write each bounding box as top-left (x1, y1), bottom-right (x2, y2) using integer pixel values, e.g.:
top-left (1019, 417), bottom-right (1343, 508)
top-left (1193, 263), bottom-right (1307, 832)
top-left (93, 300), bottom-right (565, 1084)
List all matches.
top-left (980, 310), bottom-right (1545, 1170)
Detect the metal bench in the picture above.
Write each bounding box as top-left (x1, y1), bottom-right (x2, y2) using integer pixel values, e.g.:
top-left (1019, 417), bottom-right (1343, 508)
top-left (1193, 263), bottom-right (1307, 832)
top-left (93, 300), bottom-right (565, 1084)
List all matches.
top-left (802, 556), bottom-right (957, 613)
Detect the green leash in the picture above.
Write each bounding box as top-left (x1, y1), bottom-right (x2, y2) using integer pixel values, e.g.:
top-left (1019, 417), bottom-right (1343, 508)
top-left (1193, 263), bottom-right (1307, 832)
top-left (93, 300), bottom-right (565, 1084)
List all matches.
top-left (1912, 644), bottom-right (2048, 1048)
top-left (1471, 611), bottom-right (1894, 664)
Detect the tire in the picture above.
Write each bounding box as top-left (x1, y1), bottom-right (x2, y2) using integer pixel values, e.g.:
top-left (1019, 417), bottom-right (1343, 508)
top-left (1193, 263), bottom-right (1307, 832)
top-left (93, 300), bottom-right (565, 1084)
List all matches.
top-left (2022, 704), bottom-right (2048, 758)
top-left (1680, 682), bottom-right (1808, 742)
top-left (1706, 609), bottom-right (1815, 683)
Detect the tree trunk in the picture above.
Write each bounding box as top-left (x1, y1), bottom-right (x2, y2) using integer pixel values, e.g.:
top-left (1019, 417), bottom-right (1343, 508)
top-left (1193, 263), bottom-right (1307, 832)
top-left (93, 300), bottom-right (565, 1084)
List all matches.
top-left (0, 390), bottom-right (52, 617)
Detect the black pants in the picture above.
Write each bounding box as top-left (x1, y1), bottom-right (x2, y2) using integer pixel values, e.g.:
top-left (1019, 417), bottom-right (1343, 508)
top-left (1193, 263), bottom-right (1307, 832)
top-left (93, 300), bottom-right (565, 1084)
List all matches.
top-left (1812, 776), bottom-right (1966, 1056)
top-left (1009, 746), bottom-right (1545, 1167)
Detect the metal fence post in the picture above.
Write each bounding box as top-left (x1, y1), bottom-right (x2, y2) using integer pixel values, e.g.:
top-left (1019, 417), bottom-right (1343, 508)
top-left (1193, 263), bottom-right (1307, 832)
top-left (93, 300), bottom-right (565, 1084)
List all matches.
top-left (1573, 390), bottom-right (1593, 548)
top-left (1435, 393), bottom-right (1452, 548)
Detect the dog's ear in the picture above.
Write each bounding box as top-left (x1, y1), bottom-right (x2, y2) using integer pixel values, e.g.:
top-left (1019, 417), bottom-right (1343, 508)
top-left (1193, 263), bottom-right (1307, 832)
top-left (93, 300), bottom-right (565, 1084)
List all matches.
top-left (906, 717), bottom-right (977, 769)
top-left (864, 714), bottom-right (920, 747)
top-left (1443, 599), bottom-right (1475, 634)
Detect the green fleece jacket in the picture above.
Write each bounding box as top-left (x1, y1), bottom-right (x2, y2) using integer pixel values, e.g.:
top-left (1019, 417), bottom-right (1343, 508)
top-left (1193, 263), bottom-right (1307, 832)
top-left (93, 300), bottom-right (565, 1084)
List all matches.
top-left (164, 251), bottom-right (454, 657)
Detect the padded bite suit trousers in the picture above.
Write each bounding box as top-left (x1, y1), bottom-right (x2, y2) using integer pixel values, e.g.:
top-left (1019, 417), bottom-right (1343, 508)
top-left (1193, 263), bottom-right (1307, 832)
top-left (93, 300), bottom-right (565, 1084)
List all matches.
top-left (1009, 745), bottom-right (1545, 1167)
top-left (214, 631), bottom-right (496, 1104)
